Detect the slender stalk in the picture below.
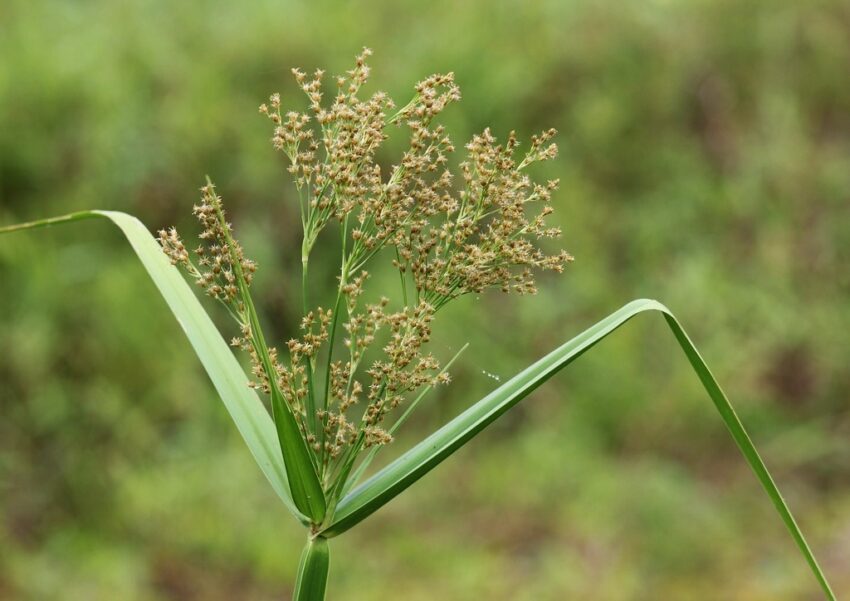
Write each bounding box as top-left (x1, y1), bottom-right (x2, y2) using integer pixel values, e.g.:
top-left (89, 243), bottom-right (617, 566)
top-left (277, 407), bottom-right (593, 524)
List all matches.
top-left (318, 216), bottom-right (351, 474)
top-left (293, 536), bottom-right (330, 601)
top-left (301, 251), bottom-right (319, 438)
top-left (322, 217), bottom-right (350, 410)
top-left (319, 285), bottom-right (344, 474)
top-left (395, 247), bottom-right (408, 307)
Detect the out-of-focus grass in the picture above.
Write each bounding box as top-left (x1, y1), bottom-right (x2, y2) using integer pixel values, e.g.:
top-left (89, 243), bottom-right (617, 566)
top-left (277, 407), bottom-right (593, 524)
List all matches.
top-left (1, 0), bottom-right (849, 598)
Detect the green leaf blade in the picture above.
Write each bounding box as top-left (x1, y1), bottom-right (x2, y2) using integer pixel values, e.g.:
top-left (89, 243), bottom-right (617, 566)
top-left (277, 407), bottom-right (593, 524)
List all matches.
top-left (1, 211), bottom-right (308, 525)
top-left (270, 384), bottom-right (327, 523)
top-left (237, 271), bottom-right (327, 524)
top-left (325, 299), bottom-right (655, 536)
top-left (323, 299), bottom-right (835, 600)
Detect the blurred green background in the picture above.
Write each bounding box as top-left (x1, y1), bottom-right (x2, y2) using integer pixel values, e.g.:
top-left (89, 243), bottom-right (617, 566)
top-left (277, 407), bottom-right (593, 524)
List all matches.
top-left (1, 0), bottom-right (849, 599)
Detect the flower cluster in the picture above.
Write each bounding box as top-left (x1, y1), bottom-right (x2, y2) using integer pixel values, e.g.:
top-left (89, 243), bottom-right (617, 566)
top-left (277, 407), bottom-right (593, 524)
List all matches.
top-left (161, 49), bottom-right (571, 492)
top-left (409, 127), bottom-right (573, 308)
top-left (158, 183), bottom-right (257, 305)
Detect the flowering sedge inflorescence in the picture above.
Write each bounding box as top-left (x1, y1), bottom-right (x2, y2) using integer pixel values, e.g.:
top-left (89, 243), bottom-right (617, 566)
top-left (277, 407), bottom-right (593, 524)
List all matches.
top-left (159, 48), bottom-right (572, 498)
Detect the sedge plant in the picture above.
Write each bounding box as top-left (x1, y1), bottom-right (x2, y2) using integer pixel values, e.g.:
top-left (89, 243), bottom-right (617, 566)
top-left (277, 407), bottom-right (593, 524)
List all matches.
top-left (0, 50), bottom-right (837, 600)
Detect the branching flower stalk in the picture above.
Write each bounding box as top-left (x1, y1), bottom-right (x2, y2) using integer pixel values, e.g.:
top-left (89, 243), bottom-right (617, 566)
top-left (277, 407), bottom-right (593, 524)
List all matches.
top-left (159, 48), bottom-right (572, 525)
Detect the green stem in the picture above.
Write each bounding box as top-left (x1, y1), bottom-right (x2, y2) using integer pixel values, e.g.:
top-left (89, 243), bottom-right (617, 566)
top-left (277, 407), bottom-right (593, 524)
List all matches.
top-left (318, 216), bottom-right (351, 474)
top-left (301, 255), bottom-right (310, 315)
top-left (322, 218), bottom-right (350, 409)
top-left (321, 290), bottom-right (344, 423)
top-left (293, 536), bottom-right (330, 601)
top-left (302, 252), bottom-right (319, 439)
top-left (395, 247), bottom-right (408, 306)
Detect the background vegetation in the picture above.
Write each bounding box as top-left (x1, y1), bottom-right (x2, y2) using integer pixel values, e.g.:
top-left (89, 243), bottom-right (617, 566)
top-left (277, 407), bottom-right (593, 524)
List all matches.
top-left (2, 0), bottom-right (849, 598)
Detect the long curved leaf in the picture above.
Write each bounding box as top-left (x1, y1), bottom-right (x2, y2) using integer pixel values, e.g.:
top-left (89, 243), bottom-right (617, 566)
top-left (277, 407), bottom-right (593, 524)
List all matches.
top-left (0, 211), bottom-right (308, 525)
top-left (323, 299), bottom-right (835, 600)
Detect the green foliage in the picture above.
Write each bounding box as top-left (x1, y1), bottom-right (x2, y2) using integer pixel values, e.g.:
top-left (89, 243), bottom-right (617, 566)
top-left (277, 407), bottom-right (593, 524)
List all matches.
top-left (2, 0), bottom-right (849, 598)
top-left (0, 216), bottom-right (835, 599)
